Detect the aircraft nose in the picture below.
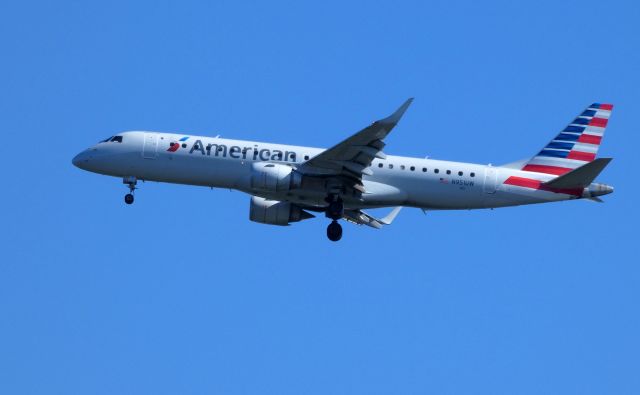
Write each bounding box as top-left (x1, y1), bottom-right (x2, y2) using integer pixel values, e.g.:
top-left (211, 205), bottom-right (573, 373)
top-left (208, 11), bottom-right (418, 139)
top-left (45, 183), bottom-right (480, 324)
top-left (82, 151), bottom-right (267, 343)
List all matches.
top-left (72, 150), bottom-right (90, 169)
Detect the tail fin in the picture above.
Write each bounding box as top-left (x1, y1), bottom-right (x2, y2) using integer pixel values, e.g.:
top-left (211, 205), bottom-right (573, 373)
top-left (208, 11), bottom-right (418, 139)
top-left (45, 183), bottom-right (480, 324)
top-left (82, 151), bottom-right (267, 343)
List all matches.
top-left (522, 103), bottom-right (613, 176)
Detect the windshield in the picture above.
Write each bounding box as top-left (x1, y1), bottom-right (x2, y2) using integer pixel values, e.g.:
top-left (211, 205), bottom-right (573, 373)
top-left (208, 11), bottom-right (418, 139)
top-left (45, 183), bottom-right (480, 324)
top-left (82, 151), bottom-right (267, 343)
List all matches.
top-left (99, 135), bottom-right (124, 143)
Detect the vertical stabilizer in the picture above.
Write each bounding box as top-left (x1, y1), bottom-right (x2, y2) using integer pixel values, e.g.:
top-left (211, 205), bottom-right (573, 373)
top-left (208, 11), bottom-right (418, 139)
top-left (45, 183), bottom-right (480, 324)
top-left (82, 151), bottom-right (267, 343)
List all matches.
top-left (522, 103), bottom-right (613, 176)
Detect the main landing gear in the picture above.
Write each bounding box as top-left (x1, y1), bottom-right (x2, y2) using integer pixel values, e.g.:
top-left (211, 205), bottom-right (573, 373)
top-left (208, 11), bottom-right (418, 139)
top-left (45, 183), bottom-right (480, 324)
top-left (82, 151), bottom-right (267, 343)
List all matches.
top-left (325, 196), bottom-right (344, 242)
top-left (123, 176), bottom-right (137, 205)
top-left (327, 220), bottom-right (343, 242)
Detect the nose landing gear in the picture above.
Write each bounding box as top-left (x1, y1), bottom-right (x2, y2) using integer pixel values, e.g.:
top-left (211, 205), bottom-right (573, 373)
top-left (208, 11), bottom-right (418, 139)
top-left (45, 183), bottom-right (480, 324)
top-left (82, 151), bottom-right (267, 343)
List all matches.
top-left (123, 176), bottom-right (137, 205)
top-left (325, 195), bottom-right (344, 242)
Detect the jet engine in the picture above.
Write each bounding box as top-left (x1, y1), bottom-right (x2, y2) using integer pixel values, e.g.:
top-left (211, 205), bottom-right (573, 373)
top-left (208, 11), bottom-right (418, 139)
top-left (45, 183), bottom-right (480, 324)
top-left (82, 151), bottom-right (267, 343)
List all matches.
top-left (249, 196), bottom-right (314, 226)
top-left (250, 163), bottom-right (302, 192)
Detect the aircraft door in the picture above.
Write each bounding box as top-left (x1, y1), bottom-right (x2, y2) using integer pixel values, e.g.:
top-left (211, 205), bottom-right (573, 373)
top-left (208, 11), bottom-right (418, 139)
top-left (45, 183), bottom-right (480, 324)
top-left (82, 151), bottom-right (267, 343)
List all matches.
top-left (483, 166), bottom-right (498, 194)
top-left (143, 133), bottom-right (158, 159)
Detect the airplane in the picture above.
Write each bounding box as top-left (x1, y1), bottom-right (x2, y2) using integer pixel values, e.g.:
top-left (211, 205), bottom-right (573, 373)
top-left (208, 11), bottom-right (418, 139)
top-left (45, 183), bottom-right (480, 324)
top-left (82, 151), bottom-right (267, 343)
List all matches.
top-left (72, 99), bottom-right (614, 241)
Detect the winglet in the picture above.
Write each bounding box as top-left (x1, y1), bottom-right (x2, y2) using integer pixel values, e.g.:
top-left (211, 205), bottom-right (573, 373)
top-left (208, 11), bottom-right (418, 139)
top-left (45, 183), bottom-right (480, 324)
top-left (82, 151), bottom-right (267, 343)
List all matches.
top-left (380, 98), bottom-right (414, 125)
top-left (379, 206), bottom-right (403, 225)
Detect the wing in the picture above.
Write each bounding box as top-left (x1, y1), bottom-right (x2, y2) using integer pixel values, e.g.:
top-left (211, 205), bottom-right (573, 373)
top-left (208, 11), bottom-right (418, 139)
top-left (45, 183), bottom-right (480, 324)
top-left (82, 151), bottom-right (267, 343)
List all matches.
top-left (296, 99), bottom-right (414, 191)
top-left (343, 207), bottom-right (402, 229)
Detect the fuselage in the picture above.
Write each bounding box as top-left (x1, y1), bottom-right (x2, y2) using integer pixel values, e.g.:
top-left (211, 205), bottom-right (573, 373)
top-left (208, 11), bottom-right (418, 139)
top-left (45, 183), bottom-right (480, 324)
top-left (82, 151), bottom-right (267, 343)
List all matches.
top-left (72, 131), bottom-right (612, 211)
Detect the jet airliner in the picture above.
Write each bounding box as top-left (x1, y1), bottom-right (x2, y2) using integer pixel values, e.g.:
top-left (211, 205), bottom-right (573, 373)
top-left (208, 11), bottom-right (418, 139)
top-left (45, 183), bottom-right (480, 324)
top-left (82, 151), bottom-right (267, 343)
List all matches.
top-left (72, 100), bottom-right (614, 241)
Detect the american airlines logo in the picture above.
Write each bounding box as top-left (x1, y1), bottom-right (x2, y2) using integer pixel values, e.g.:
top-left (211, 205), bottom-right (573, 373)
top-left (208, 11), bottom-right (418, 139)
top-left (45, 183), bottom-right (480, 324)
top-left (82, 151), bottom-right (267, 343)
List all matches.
top-left (186, 139), bottom-right (299, 163)
top-left (167, 136), bottom-right (189, 152)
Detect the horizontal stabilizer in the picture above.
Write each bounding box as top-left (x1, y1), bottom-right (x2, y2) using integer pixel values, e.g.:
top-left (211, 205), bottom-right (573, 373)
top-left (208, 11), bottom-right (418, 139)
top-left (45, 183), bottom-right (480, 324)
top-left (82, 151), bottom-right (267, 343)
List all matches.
top-left (543, 158), bottom-right (612, 189)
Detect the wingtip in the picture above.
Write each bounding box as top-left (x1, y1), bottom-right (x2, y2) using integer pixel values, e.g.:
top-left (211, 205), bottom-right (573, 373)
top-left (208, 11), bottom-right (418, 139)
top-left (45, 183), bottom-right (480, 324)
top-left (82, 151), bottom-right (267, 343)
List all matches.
top-left (380, 206), bottom-right (403, 225)
top-left (382, 98), bottom-right (414, 125)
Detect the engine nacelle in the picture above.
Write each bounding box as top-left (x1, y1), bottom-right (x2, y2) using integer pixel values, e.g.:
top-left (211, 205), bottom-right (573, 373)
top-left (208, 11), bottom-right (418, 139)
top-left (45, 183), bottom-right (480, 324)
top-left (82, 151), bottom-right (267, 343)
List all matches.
top-left (249, 196), bottom-right (314, 226)
top-left (250, 162), bottom-right (301, 192)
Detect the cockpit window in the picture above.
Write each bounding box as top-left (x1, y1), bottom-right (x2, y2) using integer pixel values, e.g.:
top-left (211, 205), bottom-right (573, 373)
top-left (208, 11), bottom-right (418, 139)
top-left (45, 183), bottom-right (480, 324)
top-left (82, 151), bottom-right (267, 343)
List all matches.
top-left (100, 136), bottom-right (113, 143)
top-left (111, 136), bottom-right (123, 143)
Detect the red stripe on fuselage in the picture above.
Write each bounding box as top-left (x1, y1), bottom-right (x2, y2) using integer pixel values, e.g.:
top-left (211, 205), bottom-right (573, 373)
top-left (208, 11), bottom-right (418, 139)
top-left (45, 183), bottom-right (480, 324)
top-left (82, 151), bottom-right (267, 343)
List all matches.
top-left (504, 176), bottom-right (582, 196)
top-left (521, 164), bottom-right (572, 175)
top-left (504, 176), bottom-right (541, 189)
top-left (577, 134), bottom-right (602, 145)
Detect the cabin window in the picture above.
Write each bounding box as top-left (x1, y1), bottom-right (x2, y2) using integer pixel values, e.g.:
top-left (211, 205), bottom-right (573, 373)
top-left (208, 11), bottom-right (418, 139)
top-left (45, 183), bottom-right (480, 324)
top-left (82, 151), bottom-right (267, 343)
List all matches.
top-left (446, 170), bottom-right (451, 175)
top-left (182, 143), bottom-right (187, 148)
top-left (389, 164), bottom-right (393, 169)
top-left (458, 171), bottom-right (463, 176)
top-left (422, 167), bottom-right (427, 172)
top-left (378, 163), bottom-right (383, 168)
top-left (304, 155), bottom-right (309, 160)
top-left (470, 172), bottom-right (475, 177)
top-left (434, 169), bottom-right (439, 174)
top-left (400, 165), bottom-right (405, 170)
top-left (410, 166), bottom-right (415, 171)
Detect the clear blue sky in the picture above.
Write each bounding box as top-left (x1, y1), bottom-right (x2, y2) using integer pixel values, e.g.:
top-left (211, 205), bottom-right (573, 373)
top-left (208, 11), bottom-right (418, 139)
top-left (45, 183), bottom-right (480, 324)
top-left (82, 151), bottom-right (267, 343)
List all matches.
top-left (1, 1), bottom-right (639, 393)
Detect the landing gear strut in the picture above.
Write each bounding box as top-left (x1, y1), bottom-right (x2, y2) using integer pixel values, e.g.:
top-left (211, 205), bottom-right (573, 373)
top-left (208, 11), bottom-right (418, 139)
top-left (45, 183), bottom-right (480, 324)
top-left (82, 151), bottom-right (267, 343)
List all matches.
top-left (123, 176), bottom-right (137, 205)
top-left (325, 195), bottom-right (344, 242)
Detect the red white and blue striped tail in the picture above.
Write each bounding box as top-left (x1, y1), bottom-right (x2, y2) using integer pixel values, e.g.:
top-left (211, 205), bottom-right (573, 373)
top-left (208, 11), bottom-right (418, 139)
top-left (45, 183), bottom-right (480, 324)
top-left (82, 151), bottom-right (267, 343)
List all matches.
top-left (522, 103), bottom-right (613, 176)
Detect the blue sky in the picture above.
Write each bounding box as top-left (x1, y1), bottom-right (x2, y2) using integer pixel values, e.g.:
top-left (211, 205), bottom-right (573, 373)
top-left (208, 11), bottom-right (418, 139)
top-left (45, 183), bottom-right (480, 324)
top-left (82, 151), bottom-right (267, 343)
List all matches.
top-left (1, 1), bottom-right (639, 393)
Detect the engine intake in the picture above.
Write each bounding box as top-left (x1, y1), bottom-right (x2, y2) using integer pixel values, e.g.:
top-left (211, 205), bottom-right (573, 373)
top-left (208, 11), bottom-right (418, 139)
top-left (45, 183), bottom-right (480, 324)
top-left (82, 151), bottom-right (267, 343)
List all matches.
top-left (249, 196), bottom-right (314, 226)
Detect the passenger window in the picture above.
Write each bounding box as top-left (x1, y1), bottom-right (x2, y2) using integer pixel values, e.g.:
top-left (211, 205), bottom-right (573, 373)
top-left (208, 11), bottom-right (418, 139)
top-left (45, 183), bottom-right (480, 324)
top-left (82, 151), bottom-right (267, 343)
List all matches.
top-left (389, 164), bottom-right (393, 169)
top-left (458, 171), bottom-right (463, 176)
top-left (410, 166), bottom-right (415, 171)
top-left (422, 167), bottom-right (427, 172)
top-left (434, 169), bottom-right (439, 173)
top-left (378, 163), bottom-right (383, 168)
top-left (470, 172), bottom-right (475, 177)
top-left (446, 170), bottom-right (451, 175)
top-left (111, 136), bottom-right (123, 143)
top-left (400, 165), bottom-right (405, 170)
top-left (304, 155), bottom-right (309, 160)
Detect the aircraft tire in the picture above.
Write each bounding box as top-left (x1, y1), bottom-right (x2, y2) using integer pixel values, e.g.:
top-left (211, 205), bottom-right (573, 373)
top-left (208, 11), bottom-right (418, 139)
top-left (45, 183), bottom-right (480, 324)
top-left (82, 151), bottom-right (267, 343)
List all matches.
top-left (327, 221), bottom-right (342, 242)
top-left (124, 193), bottom-right (134, 205)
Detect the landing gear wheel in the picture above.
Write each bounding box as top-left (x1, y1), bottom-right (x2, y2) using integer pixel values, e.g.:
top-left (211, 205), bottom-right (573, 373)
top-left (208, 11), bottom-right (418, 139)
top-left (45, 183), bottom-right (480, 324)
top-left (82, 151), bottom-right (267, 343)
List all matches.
top-left (123, 176), bottom-right (138, 205)
top-left (327, 220), bottom-right (343, 242)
